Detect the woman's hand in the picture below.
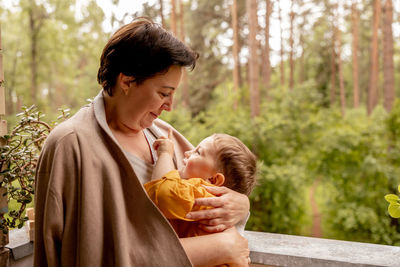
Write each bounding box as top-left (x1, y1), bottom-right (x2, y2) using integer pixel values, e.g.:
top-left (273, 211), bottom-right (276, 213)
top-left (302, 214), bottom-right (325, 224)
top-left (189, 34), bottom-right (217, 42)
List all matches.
top-left (220, 227), bottom-right (251, 267)
top-left (180, 227), bottom-right (250, 267)
top-left (185, 186), bottom-right (250, 232)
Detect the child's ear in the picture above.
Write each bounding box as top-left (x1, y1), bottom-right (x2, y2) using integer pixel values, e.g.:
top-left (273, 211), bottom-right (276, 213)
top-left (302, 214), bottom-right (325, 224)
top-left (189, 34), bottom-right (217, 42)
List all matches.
top-left (209, 173), bottom-right (225, 186)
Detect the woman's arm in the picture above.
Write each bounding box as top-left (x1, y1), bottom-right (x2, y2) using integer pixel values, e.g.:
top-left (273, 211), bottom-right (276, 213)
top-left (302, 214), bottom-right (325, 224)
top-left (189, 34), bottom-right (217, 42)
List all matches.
top-left (186, 186), bottom-right (250, 232)
top-left (180, 227), bottom-right (250, 267)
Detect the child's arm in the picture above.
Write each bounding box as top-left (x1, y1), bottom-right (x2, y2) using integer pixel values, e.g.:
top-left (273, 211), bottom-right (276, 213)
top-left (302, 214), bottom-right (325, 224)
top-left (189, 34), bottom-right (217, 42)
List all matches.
top-left (144, 175), bottom-right (215, 221)
top-left (151, 128), bottom-right (175, 180)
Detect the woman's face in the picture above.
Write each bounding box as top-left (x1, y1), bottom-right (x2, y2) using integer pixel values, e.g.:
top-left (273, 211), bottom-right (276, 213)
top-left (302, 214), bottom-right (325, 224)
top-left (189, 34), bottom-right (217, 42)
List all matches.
top-left (119, 65), bottom-right (182, 131)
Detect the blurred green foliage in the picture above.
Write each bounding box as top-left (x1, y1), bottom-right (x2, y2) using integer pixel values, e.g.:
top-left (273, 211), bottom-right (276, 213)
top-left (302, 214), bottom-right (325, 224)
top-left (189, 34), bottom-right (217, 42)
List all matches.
top-left (162, 82), bottom-right (400, 246)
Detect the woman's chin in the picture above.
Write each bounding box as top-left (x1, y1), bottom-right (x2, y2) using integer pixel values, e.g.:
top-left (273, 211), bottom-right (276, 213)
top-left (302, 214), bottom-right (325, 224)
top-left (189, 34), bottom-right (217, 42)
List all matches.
top-left (140, 120), bottom-right (155, 129)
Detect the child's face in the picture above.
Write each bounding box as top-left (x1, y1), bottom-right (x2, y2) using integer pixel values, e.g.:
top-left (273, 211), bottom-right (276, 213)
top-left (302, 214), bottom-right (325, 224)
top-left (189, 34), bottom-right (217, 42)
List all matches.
top-left (179, 136), bottom-right (218, 179)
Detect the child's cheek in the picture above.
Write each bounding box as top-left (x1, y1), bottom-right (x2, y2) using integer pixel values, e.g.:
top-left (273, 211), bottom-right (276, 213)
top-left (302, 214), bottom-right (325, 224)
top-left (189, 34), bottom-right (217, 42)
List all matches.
top-left (186, 161), bottom-right (197, 177)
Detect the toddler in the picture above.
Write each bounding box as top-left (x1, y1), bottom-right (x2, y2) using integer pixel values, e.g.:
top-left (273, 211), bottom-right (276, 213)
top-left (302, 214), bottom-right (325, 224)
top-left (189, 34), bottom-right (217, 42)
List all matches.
top-left (144, 130), bottom-right (257, 237)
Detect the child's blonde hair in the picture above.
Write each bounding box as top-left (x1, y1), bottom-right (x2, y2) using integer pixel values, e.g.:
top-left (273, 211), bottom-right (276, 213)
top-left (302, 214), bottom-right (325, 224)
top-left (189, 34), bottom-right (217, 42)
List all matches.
top-left (212, 134), bottom-right (257, 196)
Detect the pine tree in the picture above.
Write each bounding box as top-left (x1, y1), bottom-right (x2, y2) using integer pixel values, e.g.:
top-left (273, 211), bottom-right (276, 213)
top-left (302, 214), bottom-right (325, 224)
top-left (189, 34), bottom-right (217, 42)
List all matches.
top-left (351, 0), bottom-right (360, 108)
top-left (263, 0), bottom-right (272, 93)
top-left (170, 0), bottom-right (177, 36)
top-left (178, 0), bottom-right (189, 107)
top-left (247, 0), bottom-right (260, 117)
top-left (289, 1), bottom-right (295, 90)
top-left (278, 1), bottom-right (285, 87)
top-left (232, 0), bottom-right (240, 108)
top-left (159, 0), bottom-right (165, 28)
top-left (382, 0), bottom-right (395, 112)
top-left (336, 2), bottom-right (346, 116)
top-left (367, 0), bottom-right (381, 115)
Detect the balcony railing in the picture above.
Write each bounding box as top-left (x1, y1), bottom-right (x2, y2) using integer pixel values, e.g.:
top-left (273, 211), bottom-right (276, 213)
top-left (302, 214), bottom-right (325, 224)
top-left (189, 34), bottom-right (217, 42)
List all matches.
top-left (7, 228), bottom-right (400, 266)
top-left (245, 231), bottom-right (400, 267)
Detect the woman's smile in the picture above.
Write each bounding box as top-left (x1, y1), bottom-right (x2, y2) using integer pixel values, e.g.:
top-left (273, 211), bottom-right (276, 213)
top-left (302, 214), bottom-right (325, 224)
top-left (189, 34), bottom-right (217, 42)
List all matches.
top-left (150, 112), bottom-right (158, 119)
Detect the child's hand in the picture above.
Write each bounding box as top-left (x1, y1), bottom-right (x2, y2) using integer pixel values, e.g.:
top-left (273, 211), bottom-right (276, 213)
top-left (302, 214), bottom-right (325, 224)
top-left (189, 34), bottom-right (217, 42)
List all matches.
top-left (153, 128), bottom-right (174, 157)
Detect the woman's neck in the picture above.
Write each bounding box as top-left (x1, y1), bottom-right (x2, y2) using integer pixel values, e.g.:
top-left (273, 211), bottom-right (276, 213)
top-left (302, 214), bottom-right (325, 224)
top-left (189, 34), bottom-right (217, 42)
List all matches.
top-left (103, 90), bottom-right (141, 137)
top-left (102, 90), bottom-right (153, 163)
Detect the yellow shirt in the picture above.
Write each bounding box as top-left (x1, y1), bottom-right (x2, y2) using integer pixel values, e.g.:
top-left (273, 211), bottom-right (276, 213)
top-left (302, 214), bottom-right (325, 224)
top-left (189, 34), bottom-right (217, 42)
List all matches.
top-left (144, 170), bottom-right (216, 237)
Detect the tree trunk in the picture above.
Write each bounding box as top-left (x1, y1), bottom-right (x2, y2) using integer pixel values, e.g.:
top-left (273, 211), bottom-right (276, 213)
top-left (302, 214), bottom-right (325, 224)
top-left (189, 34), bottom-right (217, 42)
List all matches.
top-left (298, 3), bottom-right (306, 84)
top-left (170, 0), bottom-right (177, 36)
top-left (16, 95), bottom-right (23, 112)
top-left (351, 0), bottom-right (360, 108)
top-left (247, 0), bottom-right (260, 118)
top-left (6, 84), bottom-right (13, 115)
top-left (0, 25), bottom-right (4, 117)
top-left (159, 0), bottom-right (165, 28)
top-left (178, 0), bottom-right (189, 108)
top-left (47, 68), bottom-right (54, 109)
top-left (382, 0), bottom-right (395, 112)
top-left (55, 81), bottom-right (65, 110)
top-left (263, 0), bottom-right (272, 93)
top-left (334, 2), bottom-right (346, 116)
top-left (238, 55), bottom-right (243, 88)
top-left (367, 0), bottom-right (381, 115)
top-left (0, 23), bottom-right (10, 264)
top-left (29, 1), bottom-right (38, 105)
top-left (278, 1), bottom-right (285, 87)
top-left (289, 2), bottom-right (295, 90)
top-left (6, 42), bottom-right (19, 115)
top-left (232, 0), bottom-right (240, 109)
top-left (337, 27), bottom-right (346, 116)
top-left (178, 0), bottom-right (184, 42)
top-left (299, 33), bottom-right (305, 84)
top-left (330, 21), bottom-right (337, 106)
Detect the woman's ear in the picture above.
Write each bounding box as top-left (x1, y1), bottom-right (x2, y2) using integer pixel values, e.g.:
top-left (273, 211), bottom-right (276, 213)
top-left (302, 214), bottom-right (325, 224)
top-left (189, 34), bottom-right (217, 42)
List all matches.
top-left (118, 73), bottom-right (135, 95)
top-left (209, 173), bottom-right (225, 186)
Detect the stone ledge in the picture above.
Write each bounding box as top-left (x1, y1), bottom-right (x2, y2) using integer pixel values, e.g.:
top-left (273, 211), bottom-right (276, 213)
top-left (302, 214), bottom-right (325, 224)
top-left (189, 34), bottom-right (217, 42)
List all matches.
top-left (6, 228), bottom-right (400, 266)
top-left (244, 231), bottom-right (400, 267)
top-left (7, 226), bottom-right (33, 261)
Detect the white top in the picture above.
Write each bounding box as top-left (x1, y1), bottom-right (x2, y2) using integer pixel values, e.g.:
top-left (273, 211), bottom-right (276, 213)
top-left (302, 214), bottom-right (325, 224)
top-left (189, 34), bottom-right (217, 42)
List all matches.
top-left (124, 129), bottom-right (158, 184)
top-left (93, 91), bottom-right (163, 184)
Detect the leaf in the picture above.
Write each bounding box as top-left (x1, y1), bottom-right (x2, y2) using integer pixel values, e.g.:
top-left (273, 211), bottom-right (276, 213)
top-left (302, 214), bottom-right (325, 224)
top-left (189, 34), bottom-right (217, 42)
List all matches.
top-left (384, 194), bottom-right (399, 204)
top-left (388, 203), bottom-right (400, 218)
top-left (398, 185), bottom-right (400, 193)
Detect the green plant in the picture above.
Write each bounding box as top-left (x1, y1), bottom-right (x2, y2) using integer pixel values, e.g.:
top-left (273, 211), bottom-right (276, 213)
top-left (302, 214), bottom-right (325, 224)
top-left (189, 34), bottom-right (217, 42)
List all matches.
top-left (385, 185), bottom-right (400, 218)
top-left (0, 106), bottom-right (69, 233)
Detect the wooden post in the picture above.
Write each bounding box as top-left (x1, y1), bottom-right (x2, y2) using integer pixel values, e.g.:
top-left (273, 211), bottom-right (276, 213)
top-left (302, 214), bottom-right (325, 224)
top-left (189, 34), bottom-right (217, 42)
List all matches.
top-left (27, 208), bottom-right (35, 241)
top-left (0, 23), bottom-right (10, 266)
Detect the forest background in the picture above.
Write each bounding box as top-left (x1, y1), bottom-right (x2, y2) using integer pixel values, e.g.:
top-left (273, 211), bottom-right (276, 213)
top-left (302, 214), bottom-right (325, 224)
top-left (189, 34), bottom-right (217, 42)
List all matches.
top-left (1, 0), bottom-right (400, 246)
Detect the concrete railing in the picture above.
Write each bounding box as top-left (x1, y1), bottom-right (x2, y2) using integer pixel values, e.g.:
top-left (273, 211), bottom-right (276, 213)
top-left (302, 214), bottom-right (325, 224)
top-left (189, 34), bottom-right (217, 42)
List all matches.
top-left (6, 229), bottom-right (400, 266)
top-left (244, 231), bottom-right (400, 267)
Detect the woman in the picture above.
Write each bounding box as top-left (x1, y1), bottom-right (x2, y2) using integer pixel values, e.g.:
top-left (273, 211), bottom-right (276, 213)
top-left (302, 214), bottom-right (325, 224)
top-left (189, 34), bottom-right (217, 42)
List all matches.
top-left (35, 17), bottom-right (250, 266)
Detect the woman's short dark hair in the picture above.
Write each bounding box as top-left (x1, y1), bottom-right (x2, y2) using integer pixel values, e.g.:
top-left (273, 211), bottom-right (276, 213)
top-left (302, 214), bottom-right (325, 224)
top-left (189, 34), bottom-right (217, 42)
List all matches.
top-left (97, 17), bottom-right (199, 95)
